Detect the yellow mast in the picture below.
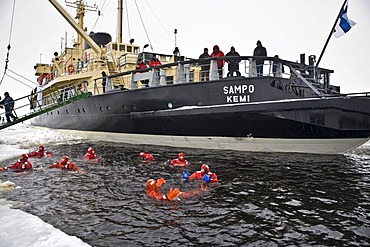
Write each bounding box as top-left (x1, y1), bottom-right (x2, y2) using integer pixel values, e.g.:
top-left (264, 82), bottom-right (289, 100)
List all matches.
top-left (48, 0), bottom-right (101, 55)
top-left (117, 0), bottom-right (123, 44)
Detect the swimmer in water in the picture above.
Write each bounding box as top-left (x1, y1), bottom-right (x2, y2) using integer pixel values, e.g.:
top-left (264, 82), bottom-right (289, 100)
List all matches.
top-left (145, 178), bottom-right (180, 201)
top-left (145, 177), bottom-right (207, 201)
top-left (140, 152), bottom-right (154, 161)
top-left (182, 164), bottom-right (218, 184)
top-left (84, 147), bottom-right (97, 160)
top-left (49, 156), bottom-right (79, 173)
top-left (170, 152), bottom-right (189, 167)
top-left (28, 145), bottom-right (52, 158)
top-left (0, 154), bottom-right (32, 172)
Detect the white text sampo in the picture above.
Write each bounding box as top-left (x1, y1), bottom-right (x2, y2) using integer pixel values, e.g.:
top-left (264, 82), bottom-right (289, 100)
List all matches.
top-left (223, 85), bottom-right (255, 103)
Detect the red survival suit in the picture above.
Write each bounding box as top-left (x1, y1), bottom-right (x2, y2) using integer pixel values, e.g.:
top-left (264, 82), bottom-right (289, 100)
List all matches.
top-left (146, 178), bottom-right (206, 201)
top-left (0, 154), bottom-right (32, 172)
top-left (49, 156), bottom-right (79, 172)
top-left (188, 164), bottom-right (218, 183)
top-left (140, 152), bottom-right (154, 161)
top-left (84, 147), bottom-right (97, 160)
top-left (28, 145), bottom-right (52, 158)
top-left (170, 152), bottom-right (189, 167)
top-left (146, 178), bottom-right (180, 201)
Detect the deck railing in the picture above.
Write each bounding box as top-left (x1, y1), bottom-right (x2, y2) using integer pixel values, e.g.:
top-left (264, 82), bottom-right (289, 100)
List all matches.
top-left (93, 55), bottom-right (337, 97)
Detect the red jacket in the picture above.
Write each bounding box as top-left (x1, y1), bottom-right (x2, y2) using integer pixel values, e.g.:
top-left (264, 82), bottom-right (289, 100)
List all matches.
top-left (49, 160), bottom-right (79, 172)
top-left (149, 58), bottom-right (162, 67)
top-left (140, 152), bottom-right (154, 161)
top-left (3, 159), bottom-right (32, 172)
top-left (146, 178), bottom-right (180, 201)
top-left (188, 171), bottom-right (218, 183)
top-left (84, 152), bottom-right (96, 160)
top-left (136, 61), bottom-right (147, 69)
top-left (211, 50), bottom-right (225, 69)
top-left (170, 158), bottom-right (188, 167)
top-left (28, 150), bottom-right (52, 158)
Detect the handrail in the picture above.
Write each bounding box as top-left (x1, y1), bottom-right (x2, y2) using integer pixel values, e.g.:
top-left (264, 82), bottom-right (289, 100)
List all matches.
top-left (0, 82), bottom-right (90, 127)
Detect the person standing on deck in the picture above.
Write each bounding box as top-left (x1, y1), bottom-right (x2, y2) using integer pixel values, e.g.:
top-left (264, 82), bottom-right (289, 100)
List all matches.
top-left (0, 92), bottom-right (17, 123)
top-left (210, 45), bottom-right (225, 78)
top-left (225, 46), bottom-right (241, 77)
top-left (199, 48), bottom-right (211, 81)
top-left (253, 40), bottom-right (267, 76)
top-left (101, 71), bottom-right (107, 93)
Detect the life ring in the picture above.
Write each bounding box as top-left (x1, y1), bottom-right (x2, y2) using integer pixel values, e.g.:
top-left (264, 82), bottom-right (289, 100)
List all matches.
top-left (67, 64), bottom-right (75, 74)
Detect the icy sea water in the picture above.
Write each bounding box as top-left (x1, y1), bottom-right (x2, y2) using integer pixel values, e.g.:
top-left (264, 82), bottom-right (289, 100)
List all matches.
top-left (0, 124), bottom-right (369, 246)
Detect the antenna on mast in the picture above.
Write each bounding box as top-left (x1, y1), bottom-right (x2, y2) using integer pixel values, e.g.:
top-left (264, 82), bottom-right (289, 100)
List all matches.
top-left (64, 0), bottom-right (98, 54)
top-left (174, 29), bottom-right (177, 47)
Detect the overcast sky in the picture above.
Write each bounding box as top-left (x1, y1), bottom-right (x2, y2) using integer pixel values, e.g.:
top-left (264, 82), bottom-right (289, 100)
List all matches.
top-left (0, 0), bottom-right (369, 100)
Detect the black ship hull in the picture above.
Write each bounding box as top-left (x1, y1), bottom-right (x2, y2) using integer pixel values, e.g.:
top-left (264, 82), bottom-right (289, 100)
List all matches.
top-left (31, 77), bottom-right (370, 154)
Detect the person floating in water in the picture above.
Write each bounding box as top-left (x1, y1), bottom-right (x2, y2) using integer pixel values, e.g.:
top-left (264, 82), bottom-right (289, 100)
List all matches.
top-left (140, 152), bottom-right (154, 161)
top-left (170, 152), bottom-right (189, 167)
top-left (84, 147), bottom-right (97, 160)
top-left (182, 164), bottom-right (218, 184)
top-left (146, 177), bottom-right (207, 201)
top-left (49, 156), bottom-right (79, 173)
top-left (28, 145), bottom-right (52, 158)
top-left (146, 178), bottom-right (180, 201)
top-left (0, 154), bottom-right (32, 172)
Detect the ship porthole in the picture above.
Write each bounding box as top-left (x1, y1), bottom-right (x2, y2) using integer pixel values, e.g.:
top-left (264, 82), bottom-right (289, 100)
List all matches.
top-left (168, 102), bottom-right (173, 109)
top-left (106, 106), bottom-right (110, 111)
top-left (100, 107), bottom-right (103, 112)
top-left (133, 105), bottom-right (137, 110)
top-left (78, 109), bottom-right (81, 113)
top-left (50, 111), bottom-right (53, 115)
top-left (57, 110), bottom-right (60, 114)
top-left (82, 108), bottom-right (85, 113)
top-left (196, 101), bottom-right (203, 106)
top-left (123, 105), bottom-right (127, 110)
top-left (66, 109), bottom-right (69, 114)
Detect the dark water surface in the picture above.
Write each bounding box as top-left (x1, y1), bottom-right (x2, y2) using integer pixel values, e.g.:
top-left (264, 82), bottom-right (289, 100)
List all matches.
top-left (2, 142), bottom-right (370, 246)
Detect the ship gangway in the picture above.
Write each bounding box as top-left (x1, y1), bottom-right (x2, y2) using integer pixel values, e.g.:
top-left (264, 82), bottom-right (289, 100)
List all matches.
top-left (0, 88), bottom-right (91, 130)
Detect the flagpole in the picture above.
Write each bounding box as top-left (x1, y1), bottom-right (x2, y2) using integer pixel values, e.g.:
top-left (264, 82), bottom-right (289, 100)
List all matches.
top-left (316, 0), bottom-right (347, 67)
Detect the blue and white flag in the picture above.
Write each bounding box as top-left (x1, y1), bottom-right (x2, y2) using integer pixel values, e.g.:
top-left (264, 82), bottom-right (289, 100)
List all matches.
top-left (333, 0), bottom-right (356, 38)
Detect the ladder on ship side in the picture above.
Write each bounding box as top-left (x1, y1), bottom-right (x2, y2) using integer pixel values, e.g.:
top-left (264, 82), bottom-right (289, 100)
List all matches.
top-left (107, 59), bottom-right (123, 85)
top-left (0, 87), bottom-right (92, 130)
